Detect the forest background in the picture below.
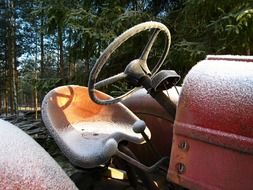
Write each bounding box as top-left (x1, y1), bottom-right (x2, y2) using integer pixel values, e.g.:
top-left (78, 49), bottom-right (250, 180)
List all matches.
top-left (1, 0), bottom-right (253, 115)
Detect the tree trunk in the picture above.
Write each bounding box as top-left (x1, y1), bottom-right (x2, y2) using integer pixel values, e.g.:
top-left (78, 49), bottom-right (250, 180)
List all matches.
top-left (40, 15), bottom-right (45, 78)
top-left (6, 0), bottom-right (17, 114)
top-left (67, 29), bottom-right (72, 82)
top-left (35, 31), bottom-right (39, 120)
top-left (4, 65), bottom-right (8, 115)
top-left (58, 27), bottom-right (65, 84)
top-left (34, 82), bottom-right (38, 120)
top-left (5, 88), bottom-right (8, 116)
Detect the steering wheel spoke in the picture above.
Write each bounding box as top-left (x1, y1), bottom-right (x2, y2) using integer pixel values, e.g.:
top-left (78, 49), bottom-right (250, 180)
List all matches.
top-left (95, 72), bottom-right (127, 89)
top-left (140, 29), bottom-right (160, 61)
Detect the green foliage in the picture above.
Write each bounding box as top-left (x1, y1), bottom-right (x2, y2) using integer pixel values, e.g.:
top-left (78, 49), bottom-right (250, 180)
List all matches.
top-left (164, 0), bottom-right (253, 77)
top-left (3, 0), bottom-right (253, 108)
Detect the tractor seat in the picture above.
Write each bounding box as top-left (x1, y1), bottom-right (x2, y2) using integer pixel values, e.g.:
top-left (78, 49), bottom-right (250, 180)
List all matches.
top-left (42, 85), bottom-right (150, 168)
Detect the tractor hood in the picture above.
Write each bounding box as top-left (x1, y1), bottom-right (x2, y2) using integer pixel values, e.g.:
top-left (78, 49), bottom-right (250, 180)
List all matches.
top-left (168, 55), bottom-right (253, 190)
top-left (176, 58), bottom-right (253, 152)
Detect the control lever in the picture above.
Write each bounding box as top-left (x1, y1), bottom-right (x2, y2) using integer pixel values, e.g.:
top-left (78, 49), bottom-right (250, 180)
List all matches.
top-left (133, 120), bottom-right (161, 159)
top-left (116, 150), bottom-right (168, 173)
top-left (105, 138), bottom-right (168, 173)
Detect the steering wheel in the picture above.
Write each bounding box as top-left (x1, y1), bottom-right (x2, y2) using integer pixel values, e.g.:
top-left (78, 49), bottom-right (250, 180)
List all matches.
top-left (88, 21), bottom-right (171, 105)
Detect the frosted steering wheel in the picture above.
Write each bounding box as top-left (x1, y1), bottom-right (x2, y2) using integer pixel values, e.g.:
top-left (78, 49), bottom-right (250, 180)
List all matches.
top-left (88, 21), bottom-right (171, 105)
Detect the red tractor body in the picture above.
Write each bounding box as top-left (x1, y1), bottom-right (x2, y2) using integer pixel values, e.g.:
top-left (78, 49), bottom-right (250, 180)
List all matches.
top-left (168, 57), bottom-right (253, 190)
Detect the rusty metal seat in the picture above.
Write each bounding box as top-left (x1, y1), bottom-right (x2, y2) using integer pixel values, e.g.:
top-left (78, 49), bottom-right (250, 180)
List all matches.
top-left (42, 85), bottom-right (150, 168)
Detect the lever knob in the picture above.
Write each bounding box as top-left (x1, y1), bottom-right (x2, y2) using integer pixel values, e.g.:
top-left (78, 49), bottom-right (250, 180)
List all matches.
top-left (103, 138), bottom-right (118, 158)
top-left (133, 120), bottom-right (146, 133)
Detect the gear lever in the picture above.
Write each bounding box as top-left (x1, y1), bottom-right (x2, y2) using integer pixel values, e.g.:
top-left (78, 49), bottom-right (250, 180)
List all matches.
top-left (133, 120), bottom-right (161, 159)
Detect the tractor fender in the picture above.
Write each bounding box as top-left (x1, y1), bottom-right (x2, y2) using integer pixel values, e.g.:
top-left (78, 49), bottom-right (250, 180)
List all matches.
top-left (0, 119), bottom-right (77, 190)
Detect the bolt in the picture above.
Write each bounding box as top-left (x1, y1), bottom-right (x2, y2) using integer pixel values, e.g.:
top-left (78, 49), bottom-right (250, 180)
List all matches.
top-left (176, 163), bottom-right (186, 174)
top-left (178, 140), bottom-right (189, 151)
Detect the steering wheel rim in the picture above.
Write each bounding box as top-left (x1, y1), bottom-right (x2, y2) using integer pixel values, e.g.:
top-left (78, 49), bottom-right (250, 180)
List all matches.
top-left (88, 21), bottom-right (171, 105)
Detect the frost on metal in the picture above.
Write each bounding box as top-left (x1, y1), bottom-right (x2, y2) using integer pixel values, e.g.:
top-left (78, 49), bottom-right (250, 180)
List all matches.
top-left (0, 119), bottom-right (77, 190)
top-left (178, 59), bottom-right (253, 140)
